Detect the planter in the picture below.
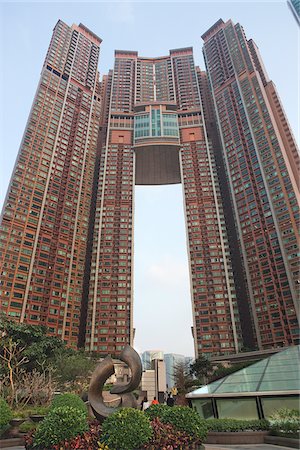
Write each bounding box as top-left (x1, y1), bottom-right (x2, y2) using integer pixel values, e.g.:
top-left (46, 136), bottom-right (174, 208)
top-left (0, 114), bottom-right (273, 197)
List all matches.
top-left (30, 414), bottom-right (45, 423)
top-left (8, 418), bottom-right (26, 438)
top-left (205, 430), bottom-right (269, 444)
top-left (265, 435), bottom-right (300, 449)
top-left (9, 418), bottom-right (26, 427)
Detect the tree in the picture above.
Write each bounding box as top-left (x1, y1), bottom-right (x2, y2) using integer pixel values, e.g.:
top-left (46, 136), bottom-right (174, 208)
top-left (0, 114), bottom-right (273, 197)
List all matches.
top-left (0, 337), bottom-right (29, 406)
top-left (52, 349), bottom-right (96, 393)
top-left (189, 355), bottom-right (212, 384)
top-left (0, 314), bottom-right (65, 373)
top-left (173, 361), bottom-right (195, 405)
top-left (0, 315), bottom-right (96, 401)
top-left (0, 316), bottom-right (61, 406)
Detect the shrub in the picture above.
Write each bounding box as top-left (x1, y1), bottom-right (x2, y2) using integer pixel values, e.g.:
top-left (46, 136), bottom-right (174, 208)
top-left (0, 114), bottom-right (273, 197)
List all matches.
top-left (24, 429), bottom-right (35, 449)
top-left (53, 351), bottom-right (96, 384)
top-left (206, 418), bottom-right (270, 432)
top-left (30, 405), bottom-right (50, 416)
top-left (12, 405), bottom-right (49, 419)
top-left (142, 417), bottom-right (194, 449)
top-left (33, 406), bottom-right (88, 448)
top-left (144, 403), bottom-right (170, 421)
top-left (50, 392), bottom-right (87, 416)
top-left (51, 419), bottom-right (102, 450)
top-left (98, 444), bottom-right (110, 450)
top-left (145, 405), bottom-right (207, 443)
top-left (13, 408), bottom-right (33, 419)
top-left (0, 398), bottom-right (13, 436)
top-left (269, 408), bottom-right (300, 436)
top-left (101, 408), bottom-right (153, 450)
top-left (19, 421), bottom-right (37, 434)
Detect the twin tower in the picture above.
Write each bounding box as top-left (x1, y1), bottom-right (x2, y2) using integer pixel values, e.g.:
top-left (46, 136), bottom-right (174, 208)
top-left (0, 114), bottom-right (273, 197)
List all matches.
top-left (0, 19), bottom-right (299, 358)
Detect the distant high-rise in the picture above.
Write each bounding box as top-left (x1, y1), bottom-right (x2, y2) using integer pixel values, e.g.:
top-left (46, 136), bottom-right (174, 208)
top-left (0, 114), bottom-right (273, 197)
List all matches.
top-left (0, 19), bottom-right (299, 358)
top-left (164, 353), bottom-right (186, 389)
top-left (141, 350), bottom-right (165, 370)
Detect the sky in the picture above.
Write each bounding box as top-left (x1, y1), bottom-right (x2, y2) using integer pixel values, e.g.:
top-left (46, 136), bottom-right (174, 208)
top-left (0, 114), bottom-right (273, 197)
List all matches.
top-left (0, 0), bottom-right (299, 357)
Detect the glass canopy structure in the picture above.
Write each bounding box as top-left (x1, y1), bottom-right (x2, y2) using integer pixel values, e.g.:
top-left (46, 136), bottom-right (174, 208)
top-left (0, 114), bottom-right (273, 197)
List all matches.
top-left (186, 346), bottom-right (300, 419)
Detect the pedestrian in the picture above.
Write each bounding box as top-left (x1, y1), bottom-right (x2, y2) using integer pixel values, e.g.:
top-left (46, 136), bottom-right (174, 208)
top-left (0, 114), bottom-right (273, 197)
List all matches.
top-left (151, 396), bottom-right (159, 405)
top-left (166, 393), bottom-right (175, 407)
top-left (164, 391), bottom-right (168, 404)
top-left (140, 396), bottom-right (150, 410)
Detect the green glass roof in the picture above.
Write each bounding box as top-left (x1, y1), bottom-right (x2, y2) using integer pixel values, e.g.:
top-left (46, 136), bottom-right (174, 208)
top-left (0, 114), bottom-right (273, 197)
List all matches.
top-left (187, 346), bottom-right (300, 397)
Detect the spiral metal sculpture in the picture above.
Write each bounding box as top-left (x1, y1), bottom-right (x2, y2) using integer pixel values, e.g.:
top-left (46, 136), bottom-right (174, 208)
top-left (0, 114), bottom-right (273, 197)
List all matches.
top-left (88, 345), bottom-right (142, 421)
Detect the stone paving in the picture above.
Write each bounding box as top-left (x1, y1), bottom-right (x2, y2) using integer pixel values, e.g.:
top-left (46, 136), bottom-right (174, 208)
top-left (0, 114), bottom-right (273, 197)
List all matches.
top-left (205, 445), bottom-right (294, 450)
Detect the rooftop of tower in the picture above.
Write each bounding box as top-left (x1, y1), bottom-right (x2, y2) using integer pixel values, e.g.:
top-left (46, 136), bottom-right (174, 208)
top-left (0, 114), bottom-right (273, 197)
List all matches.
top-left (115, 50), bottom-right (138, 57)
top-left (78, 23), bottom-right (102, 43)
top-left (201, 18), bottom-right (225, 41)
top-left (53, 20), bottom-right (102, 46)
top-left (114, 47), bottom-right (194, 60)
top-left (169, 47), bottom-right (193, 55)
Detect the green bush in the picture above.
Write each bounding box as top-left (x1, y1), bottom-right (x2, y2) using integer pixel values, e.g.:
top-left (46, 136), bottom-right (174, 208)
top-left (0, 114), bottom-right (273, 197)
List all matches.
top-left (101, 408), bottom-right (153, 450)
top-left (146, 405), bottom-right (207, 442)
top-left (269, 408), bottom-right (299, 435)
top-left (50, 393), bottom-right (87, 416)
top-left (30, 405), bottom-right (50, 416)
top-left (0, 398), bottom-right (13, 436)
top-left (206, 418), bottom-right (270, 432)
top-left (19, 421), bottom-right (37, 433)
top-left (13, 408), bottom-right (33, 419)
top-left (50, 419), bottom-right (102, 450)
top-left (12, 405), bottom-right (49, 419)
top-left (33, 406), bottom-right (88, 448)
top-left (144, 403), bottom-right (170, 420)
top-left (53, 351), bottom-right (96, 384)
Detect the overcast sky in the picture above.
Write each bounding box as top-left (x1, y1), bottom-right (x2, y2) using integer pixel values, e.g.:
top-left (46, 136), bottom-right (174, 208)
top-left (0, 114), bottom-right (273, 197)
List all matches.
top-left (0, 1), bottom-right (299, 357)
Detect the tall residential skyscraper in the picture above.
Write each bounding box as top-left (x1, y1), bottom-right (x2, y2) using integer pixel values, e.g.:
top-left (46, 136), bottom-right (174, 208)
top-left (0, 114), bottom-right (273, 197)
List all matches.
top-left (0, 19), bottom-right (299, 358)
top-left (84, 48), bottom-right (245, 357)
top-left (0, 20), bottom-right (102, 348)
top-left (202, 19), bottom-right (299, 350)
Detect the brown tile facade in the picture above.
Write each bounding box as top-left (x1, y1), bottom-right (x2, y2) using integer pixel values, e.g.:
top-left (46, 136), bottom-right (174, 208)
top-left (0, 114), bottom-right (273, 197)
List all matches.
top-left (0, 19), bottom-right (299, 357)
top-left (202, 19), bottom-right (299, 349)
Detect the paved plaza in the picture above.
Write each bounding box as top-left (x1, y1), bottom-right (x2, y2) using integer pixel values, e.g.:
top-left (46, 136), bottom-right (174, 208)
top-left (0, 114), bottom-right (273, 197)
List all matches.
top-left (205, 445), bottom-right (294, 450)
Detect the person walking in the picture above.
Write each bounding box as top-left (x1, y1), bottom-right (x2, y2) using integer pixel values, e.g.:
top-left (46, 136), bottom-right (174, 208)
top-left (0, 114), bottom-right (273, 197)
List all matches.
top-left (140, 396), bottom-right (150, 410)
top-left (166, 393), bottom-right (175, 407)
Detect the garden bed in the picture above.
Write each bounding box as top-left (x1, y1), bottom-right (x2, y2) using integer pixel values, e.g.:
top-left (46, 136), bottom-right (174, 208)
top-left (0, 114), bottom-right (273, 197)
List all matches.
top-left (205, 430), bottom-right (269, 444)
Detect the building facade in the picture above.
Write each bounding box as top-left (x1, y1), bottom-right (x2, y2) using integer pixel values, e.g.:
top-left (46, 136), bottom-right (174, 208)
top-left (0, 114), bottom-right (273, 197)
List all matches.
top-left (164, 353), bottom-right (186, 389)
top-left (84, 47), bottom-right (245, 357)
top-left (202, 19), bottom-right (300, 350)
top-left (0, 20), bottom-right (102, 348)
top-left (0, 19), bottom-right (299, 357)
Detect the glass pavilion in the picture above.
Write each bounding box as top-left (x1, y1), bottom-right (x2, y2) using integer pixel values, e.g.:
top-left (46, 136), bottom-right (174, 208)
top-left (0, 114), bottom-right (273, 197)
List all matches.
top-left (186, 346), bottom-right (300, 419)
